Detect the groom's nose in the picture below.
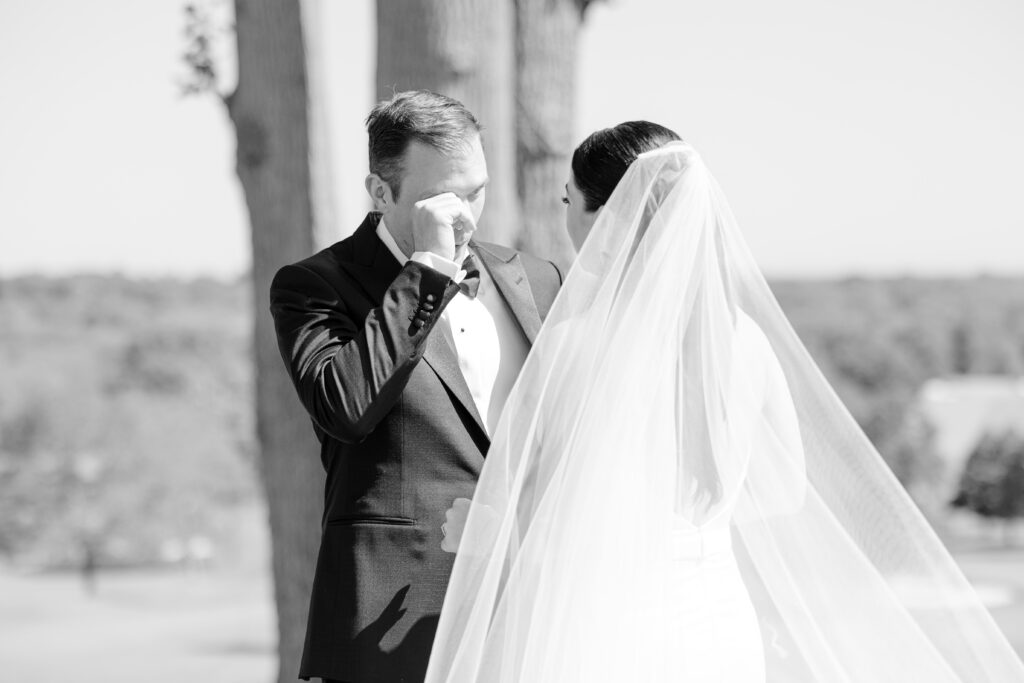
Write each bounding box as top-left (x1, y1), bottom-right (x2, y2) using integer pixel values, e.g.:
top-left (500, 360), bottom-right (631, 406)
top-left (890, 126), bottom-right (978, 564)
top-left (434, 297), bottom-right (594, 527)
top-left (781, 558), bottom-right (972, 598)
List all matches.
top-left (461, 200), bottom-right (480, 230)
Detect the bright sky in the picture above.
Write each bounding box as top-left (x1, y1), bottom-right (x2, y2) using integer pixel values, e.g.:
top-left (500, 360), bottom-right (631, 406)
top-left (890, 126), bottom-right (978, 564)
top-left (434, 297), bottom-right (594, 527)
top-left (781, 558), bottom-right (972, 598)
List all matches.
top-left (1, 0), bottom-right (1022, 279)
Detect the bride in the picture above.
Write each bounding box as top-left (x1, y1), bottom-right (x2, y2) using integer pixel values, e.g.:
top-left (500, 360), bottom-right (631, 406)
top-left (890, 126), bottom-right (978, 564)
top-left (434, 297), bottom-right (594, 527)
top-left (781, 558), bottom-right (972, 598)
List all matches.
top-left (425, 123), bottom-right (1024, 682)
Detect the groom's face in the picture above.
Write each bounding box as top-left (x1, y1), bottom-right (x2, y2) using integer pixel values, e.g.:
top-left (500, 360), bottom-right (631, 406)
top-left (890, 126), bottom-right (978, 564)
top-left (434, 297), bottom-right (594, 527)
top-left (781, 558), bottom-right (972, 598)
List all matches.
top-left (373, 135), bottom-right (489, 258)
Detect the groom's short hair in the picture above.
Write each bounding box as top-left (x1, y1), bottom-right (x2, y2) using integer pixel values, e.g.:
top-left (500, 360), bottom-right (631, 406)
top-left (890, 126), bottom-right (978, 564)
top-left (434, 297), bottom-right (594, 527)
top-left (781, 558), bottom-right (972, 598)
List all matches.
top-left (366, 90), bottom-right (482, 199)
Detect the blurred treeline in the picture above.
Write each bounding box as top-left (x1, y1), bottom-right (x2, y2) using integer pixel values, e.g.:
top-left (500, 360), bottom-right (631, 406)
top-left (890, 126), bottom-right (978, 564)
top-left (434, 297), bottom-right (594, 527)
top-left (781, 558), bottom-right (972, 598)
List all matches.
top-left (775, 276), bottom-right (1024, 475)
top-left (1, 274), bottom-right (1022, 568)
top-left (0, 275), bottom-right (256, 568)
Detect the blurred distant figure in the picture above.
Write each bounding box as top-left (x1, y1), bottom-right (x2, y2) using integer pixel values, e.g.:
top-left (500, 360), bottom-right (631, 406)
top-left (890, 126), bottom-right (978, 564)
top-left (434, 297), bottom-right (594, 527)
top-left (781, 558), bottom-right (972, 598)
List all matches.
top-left (79, 539), bottom-right (98, 596)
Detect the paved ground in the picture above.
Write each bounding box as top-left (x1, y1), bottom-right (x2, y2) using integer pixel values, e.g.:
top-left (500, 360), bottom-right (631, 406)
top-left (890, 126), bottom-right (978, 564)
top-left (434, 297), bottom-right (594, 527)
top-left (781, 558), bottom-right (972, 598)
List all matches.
top-left (1, 548), bottom-right (1020, 682)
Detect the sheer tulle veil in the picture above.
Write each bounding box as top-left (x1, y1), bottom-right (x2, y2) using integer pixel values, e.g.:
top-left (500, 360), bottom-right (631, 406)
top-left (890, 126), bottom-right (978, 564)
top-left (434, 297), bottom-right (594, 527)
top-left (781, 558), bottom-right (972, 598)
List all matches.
top-left (424, 142), bottom-right (1024, 682)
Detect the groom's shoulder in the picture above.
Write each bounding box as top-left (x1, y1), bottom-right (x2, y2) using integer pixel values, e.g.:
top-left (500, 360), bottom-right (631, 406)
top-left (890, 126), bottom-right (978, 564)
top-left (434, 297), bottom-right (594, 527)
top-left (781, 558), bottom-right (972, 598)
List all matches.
top-left (272, 215), bottom-right (376, 293)
top-left (271, 243), bottom-right (349, 295)
top-left (474, 241), bottom-right (563, 288)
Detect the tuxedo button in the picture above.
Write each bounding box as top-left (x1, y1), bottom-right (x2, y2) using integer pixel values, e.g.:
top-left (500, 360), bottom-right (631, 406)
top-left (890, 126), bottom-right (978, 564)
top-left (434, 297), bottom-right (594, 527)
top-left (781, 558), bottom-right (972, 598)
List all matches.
top-left (425, 294), bottom-right (437, 303)
top-left (412, 319), bottom-right (425, 329)
top-left (416, 310), bottom-right (431, 321)
top-left (421, 303), bottom-right (435, 312)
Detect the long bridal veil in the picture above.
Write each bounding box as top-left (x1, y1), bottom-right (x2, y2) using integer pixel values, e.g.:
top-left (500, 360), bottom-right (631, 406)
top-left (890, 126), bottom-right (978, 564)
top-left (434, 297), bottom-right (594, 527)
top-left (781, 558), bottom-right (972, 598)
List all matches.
top-left (424, 142), bottom-right (1024, 682)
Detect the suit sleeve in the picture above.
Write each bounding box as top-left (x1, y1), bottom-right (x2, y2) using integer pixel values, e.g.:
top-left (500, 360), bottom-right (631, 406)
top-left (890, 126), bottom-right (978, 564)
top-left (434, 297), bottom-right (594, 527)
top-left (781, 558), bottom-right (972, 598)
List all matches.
top-left (270, 261), bottom-right (459, 444)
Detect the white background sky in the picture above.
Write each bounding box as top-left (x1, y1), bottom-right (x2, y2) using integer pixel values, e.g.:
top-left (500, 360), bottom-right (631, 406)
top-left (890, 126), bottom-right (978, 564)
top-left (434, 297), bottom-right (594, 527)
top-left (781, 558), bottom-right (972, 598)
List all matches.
top-left (1, 0), bottom-right (1022, 279)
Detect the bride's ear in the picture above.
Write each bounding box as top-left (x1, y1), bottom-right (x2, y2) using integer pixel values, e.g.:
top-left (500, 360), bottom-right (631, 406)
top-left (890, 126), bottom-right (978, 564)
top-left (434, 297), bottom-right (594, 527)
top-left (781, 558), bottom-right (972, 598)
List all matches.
top-left (365, 174), bottom-right (393, 212)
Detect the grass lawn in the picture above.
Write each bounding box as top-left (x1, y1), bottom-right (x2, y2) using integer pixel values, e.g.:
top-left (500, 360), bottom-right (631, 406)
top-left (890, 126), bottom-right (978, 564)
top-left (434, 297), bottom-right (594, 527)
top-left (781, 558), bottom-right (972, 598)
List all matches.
top-left (0, 547), bottom-right (1020, 682)
top-left (953, 546), bottom-right (1024, 659)
top-left (0, 565), bottom-right (275, 682)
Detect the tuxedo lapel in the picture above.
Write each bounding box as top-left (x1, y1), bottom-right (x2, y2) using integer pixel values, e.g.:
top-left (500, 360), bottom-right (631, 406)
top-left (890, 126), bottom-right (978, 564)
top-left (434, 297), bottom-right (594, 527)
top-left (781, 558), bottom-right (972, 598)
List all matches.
top-left (422, 318), bottom-right (489, 439)
top-left (340, 214), bottom-right (488, 440)
top-left (472, 242), bottom-right (543, 344)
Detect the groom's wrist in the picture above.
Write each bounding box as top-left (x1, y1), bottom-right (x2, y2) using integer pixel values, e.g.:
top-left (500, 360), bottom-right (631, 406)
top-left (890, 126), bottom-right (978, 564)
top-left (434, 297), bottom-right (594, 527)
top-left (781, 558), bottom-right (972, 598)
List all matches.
top-left (410, 251), bottom-right (461, 280)
top-left (396, 261), bottom-right (460, 337)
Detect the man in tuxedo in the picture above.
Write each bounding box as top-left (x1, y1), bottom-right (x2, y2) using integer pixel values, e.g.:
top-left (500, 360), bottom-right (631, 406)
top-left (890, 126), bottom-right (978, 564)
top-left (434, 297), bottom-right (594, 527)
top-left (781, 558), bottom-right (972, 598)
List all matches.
top-left (270, 90), bottom-right (563, 683)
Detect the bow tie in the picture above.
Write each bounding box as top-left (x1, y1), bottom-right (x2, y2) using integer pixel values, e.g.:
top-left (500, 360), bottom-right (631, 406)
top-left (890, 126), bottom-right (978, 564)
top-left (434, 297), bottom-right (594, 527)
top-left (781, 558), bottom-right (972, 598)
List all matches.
top-left (458, 253), bottom-right (481, 298)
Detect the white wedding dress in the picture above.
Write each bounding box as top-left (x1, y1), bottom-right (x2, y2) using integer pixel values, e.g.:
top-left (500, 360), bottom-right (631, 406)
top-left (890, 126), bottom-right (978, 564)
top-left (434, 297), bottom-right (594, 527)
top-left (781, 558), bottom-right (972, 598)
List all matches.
top-left (652, 312), bottom-right (784, 682)
top-left (425, 143), bottom-right (1024, 682)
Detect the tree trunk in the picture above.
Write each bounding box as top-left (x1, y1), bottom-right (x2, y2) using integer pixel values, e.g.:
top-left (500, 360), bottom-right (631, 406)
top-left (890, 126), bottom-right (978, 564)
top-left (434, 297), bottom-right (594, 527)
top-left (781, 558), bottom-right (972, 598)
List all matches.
top-left (376, 0), bottom-right (519, 247)
top-left (229, 3), bottom-right (325, 682)
top-left (514, 0), bottom-right (585, 271)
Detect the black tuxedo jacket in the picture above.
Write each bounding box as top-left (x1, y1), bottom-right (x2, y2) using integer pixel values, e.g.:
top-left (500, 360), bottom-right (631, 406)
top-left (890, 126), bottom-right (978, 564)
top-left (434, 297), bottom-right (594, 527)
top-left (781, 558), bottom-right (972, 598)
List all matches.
top-left (270, 213), bottom-right (562, 682)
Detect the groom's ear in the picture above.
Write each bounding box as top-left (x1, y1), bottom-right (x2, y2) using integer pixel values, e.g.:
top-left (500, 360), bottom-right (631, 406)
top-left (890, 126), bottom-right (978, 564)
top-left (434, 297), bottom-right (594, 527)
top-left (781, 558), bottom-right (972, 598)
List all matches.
top-left (365, 174), bottom-right (394, 212)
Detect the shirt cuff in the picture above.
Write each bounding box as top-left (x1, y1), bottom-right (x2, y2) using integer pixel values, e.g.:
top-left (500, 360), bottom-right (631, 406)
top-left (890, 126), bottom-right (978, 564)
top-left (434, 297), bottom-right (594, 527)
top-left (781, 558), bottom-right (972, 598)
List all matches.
top-left (411, 251), bottom-right (465, 283)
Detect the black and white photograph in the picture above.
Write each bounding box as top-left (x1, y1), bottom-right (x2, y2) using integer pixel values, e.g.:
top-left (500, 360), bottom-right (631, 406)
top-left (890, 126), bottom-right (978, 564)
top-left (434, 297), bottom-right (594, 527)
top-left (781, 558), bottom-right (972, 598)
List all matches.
top-left (1, 1), bottom-right (1023, 681)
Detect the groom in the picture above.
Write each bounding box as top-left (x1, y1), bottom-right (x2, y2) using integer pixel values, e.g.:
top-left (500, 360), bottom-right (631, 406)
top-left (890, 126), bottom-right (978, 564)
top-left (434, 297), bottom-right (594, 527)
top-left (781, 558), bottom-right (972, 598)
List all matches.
top-left (270, 90), bottom-right (563, 683)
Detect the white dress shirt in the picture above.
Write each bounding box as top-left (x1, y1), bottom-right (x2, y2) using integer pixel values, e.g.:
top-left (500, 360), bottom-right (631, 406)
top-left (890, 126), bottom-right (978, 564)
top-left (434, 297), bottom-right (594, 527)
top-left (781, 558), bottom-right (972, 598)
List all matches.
top-left (377, 220), bottom-right (530, 435)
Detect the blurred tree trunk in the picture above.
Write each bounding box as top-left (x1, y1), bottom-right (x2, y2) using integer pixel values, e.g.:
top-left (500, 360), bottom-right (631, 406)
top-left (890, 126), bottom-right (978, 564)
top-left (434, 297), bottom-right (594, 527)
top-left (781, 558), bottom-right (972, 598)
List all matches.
top-left (514, 0), bottom-right (589, 271)
top-left (376, 0), bottom-right (519, 247)
top-left (228, 3), bottom-right (325, 682)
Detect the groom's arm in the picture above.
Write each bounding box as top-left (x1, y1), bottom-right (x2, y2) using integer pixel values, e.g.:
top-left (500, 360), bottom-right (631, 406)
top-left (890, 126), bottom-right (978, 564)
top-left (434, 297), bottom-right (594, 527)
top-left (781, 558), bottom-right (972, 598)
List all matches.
top-left (270, 261), bottom-right (458, 444)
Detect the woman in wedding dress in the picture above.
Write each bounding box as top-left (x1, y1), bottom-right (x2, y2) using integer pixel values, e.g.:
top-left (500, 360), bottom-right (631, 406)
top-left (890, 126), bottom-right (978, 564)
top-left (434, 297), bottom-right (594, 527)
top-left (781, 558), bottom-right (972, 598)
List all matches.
top-left (425, 123), bottom-right (1024, 682)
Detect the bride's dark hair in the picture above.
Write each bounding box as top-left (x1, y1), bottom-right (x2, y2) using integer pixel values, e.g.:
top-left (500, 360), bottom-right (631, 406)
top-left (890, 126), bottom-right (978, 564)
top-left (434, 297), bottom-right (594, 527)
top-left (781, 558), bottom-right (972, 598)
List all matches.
top-left (571, 121), bottom-right (682, 211)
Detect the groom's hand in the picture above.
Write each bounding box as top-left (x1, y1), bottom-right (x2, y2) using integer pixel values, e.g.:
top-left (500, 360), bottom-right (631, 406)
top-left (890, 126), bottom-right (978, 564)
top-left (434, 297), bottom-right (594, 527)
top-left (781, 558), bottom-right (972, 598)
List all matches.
top-left (440, 497), bottom-right (472, 553)
top-left (412, 192), bottom-right (477, 262)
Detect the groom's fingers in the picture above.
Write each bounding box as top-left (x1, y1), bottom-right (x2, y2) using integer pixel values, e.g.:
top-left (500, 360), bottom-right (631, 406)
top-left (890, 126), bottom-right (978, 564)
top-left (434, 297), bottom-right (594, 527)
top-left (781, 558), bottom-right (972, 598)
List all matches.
top-left (452, 204), bottom-right (477, 242)
top-left (412, 192), bottom-right (479, 261)
top-left (412, 193), bottom-right (464, 259)
top-left (441, 538), bottom-right (456, 553)
top-left (420, 192), bottom-right (476, 237)
top-left (440, 498), bottom-right (473, 553)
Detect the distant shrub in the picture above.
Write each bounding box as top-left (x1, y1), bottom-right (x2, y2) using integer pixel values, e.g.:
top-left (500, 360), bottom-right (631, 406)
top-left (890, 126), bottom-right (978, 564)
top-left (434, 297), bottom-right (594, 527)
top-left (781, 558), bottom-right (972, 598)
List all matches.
top-left (951, 430), bottom-right (1024, 524)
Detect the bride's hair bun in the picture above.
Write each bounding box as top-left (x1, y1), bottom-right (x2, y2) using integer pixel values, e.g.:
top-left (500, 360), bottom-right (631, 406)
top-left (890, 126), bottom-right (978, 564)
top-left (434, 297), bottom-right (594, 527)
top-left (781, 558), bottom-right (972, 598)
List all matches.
top-left (571, 121), bottom-right (682, 212)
